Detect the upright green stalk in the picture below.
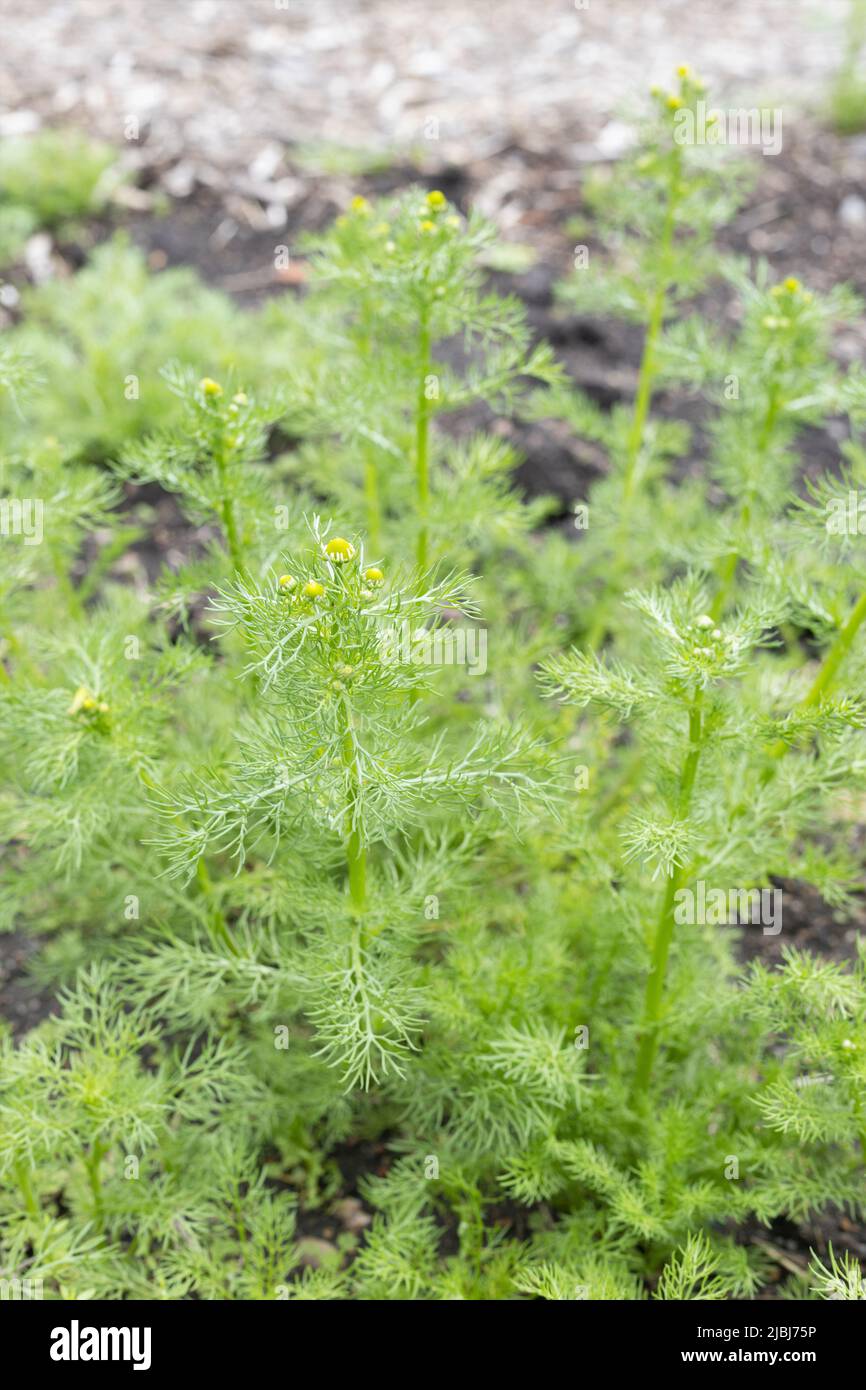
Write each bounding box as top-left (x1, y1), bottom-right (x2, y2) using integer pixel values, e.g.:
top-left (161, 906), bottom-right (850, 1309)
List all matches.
top-left (139, 767), bottom-right (238, 957)
top-left (84, 1139), bottom-right (106, 1227)
top-left (15, 1161), bottom-right (38, 1217)
top-left (214, 436), bottom-right (243, 574)
top-left (588, 146), bottom-right (682, 649)
top-left (621, 144), bottom-right (682, 510)
top-left (363, 444), bottom-right (382, 557)
top-left (766, 586), bottom-right (866, 762)
top-left (414, 306), bottom-right (432, 572)
top-left (800, 587), bottom-right (866, 710)
top-left (710, 388), bottom-right (779, 620)
top-left (633, 688), bottom-right (704, 1097)
top-left (359, 314), bottom-right (383, 553)
top-left (341, 700), bottom-right (366, 914)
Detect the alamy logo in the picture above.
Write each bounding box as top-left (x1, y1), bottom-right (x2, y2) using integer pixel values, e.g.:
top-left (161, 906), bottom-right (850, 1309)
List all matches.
top-left (49, 1320), bottom-right (152, 1371)
top-left (674, 880), bottom-right (782, 936)
top-left (379, 619), bottom-right (487, 676)
top-left (0, 1277), bottom-right (42, 1299)
top-left (826, 491), bottom-right (866, 536)
top-left (674, 101), bottom-right (783, 156)
top-left (0, 497), bottom-right (43, 545)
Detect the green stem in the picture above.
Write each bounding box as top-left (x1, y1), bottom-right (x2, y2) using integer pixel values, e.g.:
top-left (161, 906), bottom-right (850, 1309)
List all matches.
top-left (622, 285), bottom-right (666, 508)
top-left (84, 1140), bottom-right (106, 1227)
top-left (363, 446), bottom-right (382, 557)
top-left (415, 308), bottom-right (432, 573)
top-left (138, 767), bottom-right (238, 956)
top-left (215, 437), bottom-right (243, 573)
top-left (632, 689), bottom-right (704, 1098)
top-left (15, 1162), bottom-right (38, 1218)
top-left (588, 150), bottom-right (681, 648)
top-left (195, 856), bottom-right (240, 957)
top-left (621, 149), bottom-right (681, 509)
top-left (340, 702), bottom-right (366, 914)
top-left (711, 390), bottom-right (779, 620)
top-left (766, 586), bottom-right (866, 762)
top-left (220, 494), bottom-right (242, 574)
top-left (801, 587), bottom-right (866, 710)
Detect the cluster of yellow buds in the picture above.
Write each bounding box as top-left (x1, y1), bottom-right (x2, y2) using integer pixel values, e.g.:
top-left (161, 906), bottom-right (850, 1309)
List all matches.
top-left (68, 685), bottom-right (109, 718)
top-left (277, 542), bottom-right (384, 607)
top-left (277, 572), bottom-right (325, 601)
top-left (764, 277), bottom-right (813, 328)
top-left (419, 188), bottom-right (449, 234)
top-left (770, 276), bottom-right (811, 301)
top-left (653, 64), bottom-right (704, 112)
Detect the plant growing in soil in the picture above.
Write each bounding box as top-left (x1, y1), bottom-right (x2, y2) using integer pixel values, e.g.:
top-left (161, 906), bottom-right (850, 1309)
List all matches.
top-left (1, 72), bottom-right (866, 1301)
top-left (286, 186), bottom-right (560, 569)
top-left (541, 69), bottom-right (750, 640)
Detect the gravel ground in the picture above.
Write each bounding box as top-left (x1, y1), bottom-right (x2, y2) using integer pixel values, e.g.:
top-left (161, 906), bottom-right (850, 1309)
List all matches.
top-left (0, 0), bottom-right (855, 196)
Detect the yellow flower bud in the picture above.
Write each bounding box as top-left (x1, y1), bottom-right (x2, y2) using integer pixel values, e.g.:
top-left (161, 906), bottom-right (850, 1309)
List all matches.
top-left (278, 574), bottom-right (296, 591)
top-left (426, 189), bottom-right (447, 210)
top-left (677, 64), bottom-right (690, 78)
top-left (324, 537), bottom-right (356, 563)
top-left (666, 95), bottom-right (683, 111)
top-left (200, 377), bottom-right (223, 397)
top-left (68, 685), bottom-right (92, 715)
top-left (303, 580), bottom-right (325, 599)
top-left (419, 219), bottom-right (436, 233)
top-left (784, 276), bottom-right (801, 293)
top-left (364, 566), bottom-right (384, 585)
top-left (351, 195), bottom-right (370, 215)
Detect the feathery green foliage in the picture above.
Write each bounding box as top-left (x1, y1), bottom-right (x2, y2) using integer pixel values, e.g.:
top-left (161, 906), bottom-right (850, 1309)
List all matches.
top-left (1, 72), bottom-right (865, 1302)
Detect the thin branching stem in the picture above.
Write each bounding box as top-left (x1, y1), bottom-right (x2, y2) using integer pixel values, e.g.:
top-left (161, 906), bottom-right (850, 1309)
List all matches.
top-left (415, 305), bottom-right (432, 572)
top-left (633, 686), bottom-right (704, 1097)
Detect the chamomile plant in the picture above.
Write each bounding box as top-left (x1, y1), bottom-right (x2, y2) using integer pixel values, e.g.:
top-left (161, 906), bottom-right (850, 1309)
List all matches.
top-left (2, 75), bottom-right (866, 1303)
top-left (144, 519), bottom-right (558, 1092)
top-left (286, 186), bottom-right (559, 569)
top-left (537, 70), bottom-right (750, 635)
